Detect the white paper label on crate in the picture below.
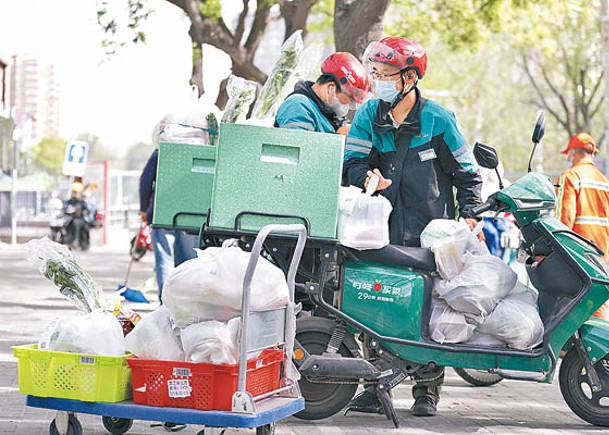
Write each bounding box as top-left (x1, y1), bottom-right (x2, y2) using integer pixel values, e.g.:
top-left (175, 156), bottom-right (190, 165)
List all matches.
top-left (168, 379), bottom-right (192, 398)
top-left (173, 367), bottom-right (192, 377)
top-left (79, 356), bottom-right (95, 365)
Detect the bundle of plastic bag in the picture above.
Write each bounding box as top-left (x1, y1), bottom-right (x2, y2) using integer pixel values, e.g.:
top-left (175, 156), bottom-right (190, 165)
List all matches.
top-left (434, 253), bottom-right (518, 324)
top-left (163, 246), bottom-right (289, 328)
top-left (24, 237), bottom-right (105, 313)
top-left (251, 30), bottom-right (304, 121)
top-left (221, 75), bottom-right (257, 124)
top-left (124, 305), bottom-right (184, 361)
top-left (429, 293), bottom-right (475, 344)
top-left (477, 282), bottom-right (544, 349)
top-left (337, 177), bottom-right (393, 250)
top-left (420, 219), bottom-right (487, 280)
top-left (41, 310), bottom-right (125, 356)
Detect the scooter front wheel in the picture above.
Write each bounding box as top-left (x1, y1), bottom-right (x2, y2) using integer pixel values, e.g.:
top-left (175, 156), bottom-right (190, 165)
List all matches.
top-left (453, 367), bottom-right (503, 387)
top-left (294, 328), bottom-right (358, 420)
top-left (559, 348), bottom-right (609, 426)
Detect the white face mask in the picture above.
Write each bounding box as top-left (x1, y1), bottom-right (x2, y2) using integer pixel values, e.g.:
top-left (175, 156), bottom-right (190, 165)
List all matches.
top-left (327, 86), bottom-right (350, 117)
top-left (374, 79), bottom-right (401, 103)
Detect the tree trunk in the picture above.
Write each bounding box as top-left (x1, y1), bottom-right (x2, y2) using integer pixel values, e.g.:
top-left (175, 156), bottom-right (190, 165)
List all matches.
top-left (279, 0), bottom-right (317, 41)
top-left (334, 0), bottom-right (391, 58)
top-left (189, 26), bottom-right (204, 95)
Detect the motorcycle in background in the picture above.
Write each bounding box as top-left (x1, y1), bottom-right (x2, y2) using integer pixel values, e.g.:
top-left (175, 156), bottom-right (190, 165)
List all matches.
top-left (49, 197), bottom-right (93, 251)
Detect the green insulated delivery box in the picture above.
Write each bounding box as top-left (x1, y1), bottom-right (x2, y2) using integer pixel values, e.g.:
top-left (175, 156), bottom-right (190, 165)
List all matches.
top-left (209, 123), bottom-right (345, 239)
top-left (152, 142), bottom-right (217, 231)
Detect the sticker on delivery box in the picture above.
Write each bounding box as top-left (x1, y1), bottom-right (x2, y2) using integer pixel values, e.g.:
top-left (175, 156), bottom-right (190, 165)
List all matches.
top-left (168, 379), bottom-right (192, 398)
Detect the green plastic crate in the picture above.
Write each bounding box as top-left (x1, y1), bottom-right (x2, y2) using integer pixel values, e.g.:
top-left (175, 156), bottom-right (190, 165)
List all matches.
top-left (153, 142), bottom-right (217, 231)
top-left (13, 344), bottom-right (132, 403)
top-left (209, 123), bottom-right (344, 239)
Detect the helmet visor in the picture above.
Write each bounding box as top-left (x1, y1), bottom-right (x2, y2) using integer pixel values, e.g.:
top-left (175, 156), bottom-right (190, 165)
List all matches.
top-left (363, 40), bottom-right (408, 71)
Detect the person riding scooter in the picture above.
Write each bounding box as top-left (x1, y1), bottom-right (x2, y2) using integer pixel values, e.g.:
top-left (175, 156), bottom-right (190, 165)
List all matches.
top-left (342, 36), bottom-right (483, 418)
top-left (63, 182), bottom-right (93, 250)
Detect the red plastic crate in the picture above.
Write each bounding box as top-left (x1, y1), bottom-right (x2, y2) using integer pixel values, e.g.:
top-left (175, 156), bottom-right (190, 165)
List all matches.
top-left (127, 349), bottom-right (283, 411)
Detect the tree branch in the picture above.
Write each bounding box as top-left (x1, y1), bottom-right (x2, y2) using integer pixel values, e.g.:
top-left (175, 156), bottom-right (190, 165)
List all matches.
top-left (234, 0), bottom-right (249, 47)
top-left (243, 0), bottom-right (273, 55)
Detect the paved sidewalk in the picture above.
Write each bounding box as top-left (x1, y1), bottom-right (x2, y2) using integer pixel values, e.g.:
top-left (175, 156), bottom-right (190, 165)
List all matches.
top-left (0, 243), bottom-right (607, 434)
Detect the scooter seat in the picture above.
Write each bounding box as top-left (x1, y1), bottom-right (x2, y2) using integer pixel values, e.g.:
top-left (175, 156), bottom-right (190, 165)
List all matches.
top-left (344, 244), bottom-right (436, 272)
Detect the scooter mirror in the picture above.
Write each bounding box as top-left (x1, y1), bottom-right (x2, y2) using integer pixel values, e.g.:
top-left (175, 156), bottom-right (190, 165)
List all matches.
top-left (532, 110), bottom-right (545, 144)
top-left (473, 142), bottom-right (499, 170)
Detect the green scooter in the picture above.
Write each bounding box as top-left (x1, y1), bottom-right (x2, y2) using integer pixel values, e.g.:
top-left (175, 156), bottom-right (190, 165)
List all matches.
top-left (288, 111), bottom-right (609, 427)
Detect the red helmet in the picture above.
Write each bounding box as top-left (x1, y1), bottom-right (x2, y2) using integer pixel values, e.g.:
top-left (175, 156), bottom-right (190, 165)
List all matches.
top-left (364, 37), bottom-right (428, 79)
top-left (321, 52), bottom-right (371, 104)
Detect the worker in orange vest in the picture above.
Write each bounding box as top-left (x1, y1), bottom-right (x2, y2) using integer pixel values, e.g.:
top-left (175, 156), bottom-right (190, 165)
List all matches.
top-left (556, 132), bottom-right (609, 318)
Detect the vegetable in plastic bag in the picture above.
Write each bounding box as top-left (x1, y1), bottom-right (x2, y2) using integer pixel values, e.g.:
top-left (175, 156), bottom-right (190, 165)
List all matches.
top-left (25, 237), bottom-right (104, 313)
top-left (221, 75), bottom-right (257, 124)
top-left (181, 317), bottom-right (246, 364)
top-left (163, 246), bottom-right (290, 328)
top-left (251, 30), bottom-right (304, 120)
top-left (124, 305), bottom-right (185, 361)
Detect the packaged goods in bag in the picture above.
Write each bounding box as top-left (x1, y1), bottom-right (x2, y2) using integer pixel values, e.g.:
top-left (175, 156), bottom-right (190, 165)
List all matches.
top-left (124, 306), bottom-right (185, 361)
top-left (337, 175), bottom-right (393, 250)
top-left (429, 293), bottom-right (475, 344)
top-left (421, 219), bottom-right (487, 280)
top-left (44, 310), bottom-right (125, 356)
top-left (163, 245), bottom-right (289, 328)
top-left (477, 282), bottom-right (543, 350)
top-left (434, 253), bottom-right (517, 324)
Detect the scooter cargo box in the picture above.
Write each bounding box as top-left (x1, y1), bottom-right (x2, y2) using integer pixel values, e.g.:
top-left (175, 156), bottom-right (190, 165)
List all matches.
top-left (152, 142), bottom-right (216, 231)
top-left (209, 123), bottom-right (345, 239)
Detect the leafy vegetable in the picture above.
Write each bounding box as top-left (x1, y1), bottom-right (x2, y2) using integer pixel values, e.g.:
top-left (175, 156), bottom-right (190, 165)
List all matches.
top-left (221, 75), bottom-right (257, 124)
top-left (251, 30), bottom-right (304, 120)
top-left (25, 237), bottom-right (105, 313)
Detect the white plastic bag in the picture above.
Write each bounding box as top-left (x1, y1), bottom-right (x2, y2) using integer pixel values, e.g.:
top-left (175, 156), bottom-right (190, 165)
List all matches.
top-left (181, 317), bottom-right (247, 364)
top-left (221, 75), bottom-right (257, 124)
top-left (477, 282), bottom-right (544, 350)
top-left (124, 306), bottom-right (185, 361)
top-left (47, 310), bottom-right (125, 356)
top-left (465, 332), bottom-right (507, 347)
top-left (163, 246), bottom-right (289, 328)
top-left (154, 85), bottom-right (221, 146)
top-left (420, 219), bottom-right (487, 280)
top-left (434, 253), bottom-right (517, 324)
top-left (429, 293), bottom-right (475, 344)
top-left (337, 176), bottom-right (393, 250)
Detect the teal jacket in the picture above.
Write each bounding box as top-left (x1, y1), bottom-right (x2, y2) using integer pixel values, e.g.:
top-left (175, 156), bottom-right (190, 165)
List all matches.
top-left (343, 90), bottom-right (482, 246)
top-left (275, 81), bottom-right (343, 133)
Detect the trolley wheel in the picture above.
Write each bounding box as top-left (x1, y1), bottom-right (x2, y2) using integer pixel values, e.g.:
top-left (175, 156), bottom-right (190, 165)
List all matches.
top-left (101, 416), bottom-right (133, 434)
top-left (256, 423), bottom-right (275, 435)
top-left (559, 349), bottom-right (609, 426)
top-left (453, 367), bottom-right (503, 387)
top-left (49, 414), bottom-right (82, 435)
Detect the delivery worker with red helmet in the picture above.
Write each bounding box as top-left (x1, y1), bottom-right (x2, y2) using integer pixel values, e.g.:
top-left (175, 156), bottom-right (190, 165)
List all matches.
top-left (275, 52), bottom-right (371, 135)
top-left (556, 132), bottom-right (609, 318)
top-left (342, 36), bottom-right (483, 418)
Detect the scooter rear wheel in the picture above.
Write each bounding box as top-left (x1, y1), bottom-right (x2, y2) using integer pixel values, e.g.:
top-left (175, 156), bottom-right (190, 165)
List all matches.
top-left (559, 348), bottom-right (609, 426)
top-left (453, 367), bottom-right (503, 387)
top-left (294, 330), bottom-right (358, 420)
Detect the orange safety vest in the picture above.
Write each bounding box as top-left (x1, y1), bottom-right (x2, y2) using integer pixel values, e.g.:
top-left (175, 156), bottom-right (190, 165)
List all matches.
top-left (556, 161), bottom-right (609, 319)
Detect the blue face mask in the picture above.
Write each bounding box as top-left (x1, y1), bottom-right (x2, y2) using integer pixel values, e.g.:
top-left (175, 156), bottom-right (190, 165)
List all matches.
top-left (375, 79), bottom-right (400, 103)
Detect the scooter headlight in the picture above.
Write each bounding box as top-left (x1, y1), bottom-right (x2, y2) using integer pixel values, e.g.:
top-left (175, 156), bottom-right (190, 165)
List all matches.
top-left (513, 199), bottom-right (555, 210)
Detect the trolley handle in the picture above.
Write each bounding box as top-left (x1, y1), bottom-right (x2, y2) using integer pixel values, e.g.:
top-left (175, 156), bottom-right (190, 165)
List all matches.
top-left (237, 224), bottom-right (307, 395)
